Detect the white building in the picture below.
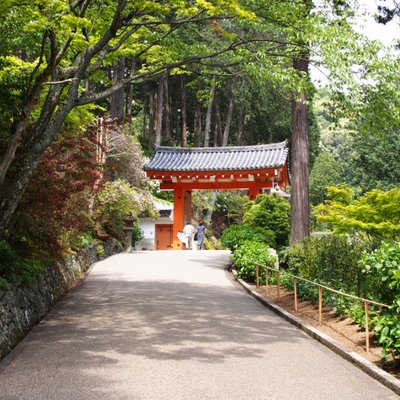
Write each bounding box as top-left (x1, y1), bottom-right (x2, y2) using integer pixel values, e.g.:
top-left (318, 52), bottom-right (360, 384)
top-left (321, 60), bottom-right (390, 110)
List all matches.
top-left (137, 199), bottom-right (174, 250)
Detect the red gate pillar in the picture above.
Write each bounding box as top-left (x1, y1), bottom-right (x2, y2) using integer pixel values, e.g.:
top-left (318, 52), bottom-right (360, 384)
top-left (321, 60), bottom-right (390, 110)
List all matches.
top-left (184, 190), bottom-right (192, 225)
top-left (172, 186), bottom-right (184, 249)
top-left (248, 186), bottom-right (262, 200)
top-left (172, 187), bottom-right (192, 249)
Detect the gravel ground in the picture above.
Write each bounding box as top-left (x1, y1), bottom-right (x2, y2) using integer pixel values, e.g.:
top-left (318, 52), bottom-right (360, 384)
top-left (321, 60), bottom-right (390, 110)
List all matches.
top-left (0, 250), bottom-right (398, 400)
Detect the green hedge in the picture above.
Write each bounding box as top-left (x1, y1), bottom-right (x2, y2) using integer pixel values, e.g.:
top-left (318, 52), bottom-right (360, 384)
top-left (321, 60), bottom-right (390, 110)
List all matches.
top-left (233, 241), bottom-right (277, 283)
top-left (221, 224), bottom-right (274, 251)
top-left (282, 236), bottom-right (400, 359)
top-left (243, 194), bottom-right (290, 249)
top-left (360, 242), bottom-right (400, 358)
top-left (281, 235), bottom-right (368, 295)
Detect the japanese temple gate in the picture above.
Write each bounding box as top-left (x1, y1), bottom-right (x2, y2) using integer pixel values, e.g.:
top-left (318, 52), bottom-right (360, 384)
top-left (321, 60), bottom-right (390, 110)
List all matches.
top-left (144, 141), bottom-right (290, 249)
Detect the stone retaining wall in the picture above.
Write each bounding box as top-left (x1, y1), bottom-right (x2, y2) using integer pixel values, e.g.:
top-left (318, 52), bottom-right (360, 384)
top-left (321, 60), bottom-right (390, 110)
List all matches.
top-left (0, 239), bottom-right (121, 359)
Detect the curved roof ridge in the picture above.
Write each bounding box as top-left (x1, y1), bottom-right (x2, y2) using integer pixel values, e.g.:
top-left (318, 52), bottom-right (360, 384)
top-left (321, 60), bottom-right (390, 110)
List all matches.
top-left (153, 140), bottom-right (288, 153)
top-left (145, 140), bottom-right (289, 172)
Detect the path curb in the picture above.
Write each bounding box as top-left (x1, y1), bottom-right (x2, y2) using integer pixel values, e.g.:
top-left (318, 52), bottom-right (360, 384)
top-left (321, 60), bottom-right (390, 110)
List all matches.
top-left (232, 270), bottom-right (400, 397)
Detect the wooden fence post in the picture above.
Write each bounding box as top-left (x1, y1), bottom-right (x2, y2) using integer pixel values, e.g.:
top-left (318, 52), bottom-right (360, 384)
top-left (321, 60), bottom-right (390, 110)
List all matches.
top-left (265, 268), bottom-right (269, 295)
top-left (294, 277), bottom-right (298, 313)
top-left (256, 264), bottom-right (260, 288)
top-left (365, 301), bottom-right (370, 353)
top-left (277, 271), bottom-right (280, 301)
top-left (318, 286), bottom-right (323, 324)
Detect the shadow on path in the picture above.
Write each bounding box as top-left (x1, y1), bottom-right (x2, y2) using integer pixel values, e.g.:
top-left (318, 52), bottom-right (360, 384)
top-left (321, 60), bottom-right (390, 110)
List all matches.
top-left (0, 251), bottom-right (397, 400)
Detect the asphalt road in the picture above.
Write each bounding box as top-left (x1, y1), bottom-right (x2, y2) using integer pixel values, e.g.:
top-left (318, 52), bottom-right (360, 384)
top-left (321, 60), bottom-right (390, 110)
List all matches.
top-left (0, 250), bottom-right (398, 400)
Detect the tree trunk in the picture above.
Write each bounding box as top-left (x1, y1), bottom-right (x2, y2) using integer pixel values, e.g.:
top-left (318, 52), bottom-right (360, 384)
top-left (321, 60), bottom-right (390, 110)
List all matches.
top-left (0, 35), bottom-right (60, 187)
top-left (155, 74), bottom-right (164, 146)
top-left (204, 84), bottom-right (215, 147)
top-left (0, 80), bottom-right (51, 186)
top-left (110, 57), bottom-right (125, 120)
top-left (126, 83), bottom-right (133, 121)
top-left (143, 102), bottom-right (147, 139)
top-left (237, 103), bottom-right (245, 145)
top-left (148, 91), bottom-right (155, 148)
top-left (194, 96), bottom-right (202, 147)
top-left (164, 73), bottom-right (172, 145)
top-left (290, 56), bottom-right (311, 245)
top-left (181, 76), bottom-right (188, 147)
top-left (205, 191), bottom-right (218, 224)
top-left (214, 103), bottom-right (222, 147)
top-left (126, 61), bottom-right (135, 121)
top-left (222, 97), bottom-right (234, 146)
top-left (0, 80), bottom-right (78, 237)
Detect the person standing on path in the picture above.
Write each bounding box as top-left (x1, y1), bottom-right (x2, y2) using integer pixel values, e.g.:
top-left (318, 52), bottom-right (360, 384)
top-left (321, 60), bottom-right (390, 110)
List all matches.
top-left (196, 222), bottom-right (206, 250)
top-left (183, 222), bottom-right (195, 250)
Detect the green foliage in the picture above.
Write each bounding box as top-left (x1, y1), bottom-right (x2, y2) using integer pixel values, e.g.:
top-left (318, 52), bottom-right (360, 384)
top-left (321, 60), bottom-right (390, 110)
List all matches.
top-left (314, 84), bottom-right (400, 197)
top-left (204, 236), bottom-right (224, 250)
top-left (226, 77), bottom-right (293, 146)
top-left (149, 181), bottom-right (174, 203)
top-left (221, 194), bottom-right (290, 251)
top-left (243, 194), bottom-right (290, 249)
top-left (359, 242), bottom-right (400, 305)
top-left (221, 224), bottom-right (274, 251)
top-left (96, 179), bottom-right (158, 231)
top-left (282, 235), bottom-right (368, 295)
top-left (341, 130), bottom-right (400, 194)
top-left (308, 103), bottom-right (322, 169)
top-left (372, 303), bottom-right (400, 359)
top-left (131, 224), bottom-right (144, 247)
top-left (202, 191), bottom-right (251, 238)
top-left (348, 57), bottom-right (400, 143)
top-left (63, 232), bottom-right (97, 252)
top-left (192, 191), bottom-right (217, 225)
top-left (96, 244), bottom-right (105, 258)
top-left (310, 151), bottom-right (345, 205)
top-left (281, 237), bottom-right (400, 357)
top-left (233, 241), bottom-right (277, 283)
top-left (0, 240), bottom-right (45, 287)
top-left (214, 192), bottom-right (251, 225)
top-left (316, 186), bottom-right (400, 241)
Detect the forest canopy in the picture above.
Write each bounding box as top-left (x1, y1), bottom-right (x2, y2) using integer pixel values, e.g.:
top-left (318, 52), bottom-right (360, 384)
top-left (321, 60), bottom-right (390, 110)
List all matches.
top-left (0, 0), bottom-right (398, 243)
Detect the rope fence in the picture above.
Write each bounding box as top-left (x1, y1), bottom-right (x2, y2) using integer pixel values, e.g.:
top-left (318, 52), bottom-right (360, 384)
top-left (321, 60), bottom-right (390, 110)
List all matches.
top-left (255, 263), bottom-right (390, 353)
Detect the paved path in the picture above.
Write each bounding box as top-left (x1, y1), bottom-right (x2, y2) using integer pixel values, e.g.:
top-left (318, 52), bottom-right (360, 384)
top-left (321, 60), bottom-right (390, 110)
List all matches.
top-left (0, 251), bottom-right (397, 400)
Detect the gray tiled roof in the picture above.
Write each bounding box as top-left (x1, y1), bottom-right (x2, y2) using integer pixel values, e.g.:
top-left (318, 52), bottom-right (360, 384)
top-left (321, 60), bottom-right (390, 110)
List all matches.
top-left (144, 141), bottom-right (288, 172)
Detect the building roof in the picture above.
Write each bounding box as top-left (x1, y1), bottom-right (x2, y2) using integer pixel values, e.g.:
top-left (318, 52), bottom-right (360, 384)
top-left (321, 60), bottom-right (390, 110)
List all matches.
top-left (154, 199), bottom-right (173, 211)
top-left (144, 141), bottom-right (288, 172)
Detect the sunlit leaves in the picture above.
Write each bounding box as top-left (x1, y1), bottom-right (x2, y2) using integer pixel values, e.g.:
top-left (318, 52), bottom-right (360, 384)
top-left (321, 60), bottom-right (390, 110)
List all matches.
top-left (316, 186), bottom-right (400, 241)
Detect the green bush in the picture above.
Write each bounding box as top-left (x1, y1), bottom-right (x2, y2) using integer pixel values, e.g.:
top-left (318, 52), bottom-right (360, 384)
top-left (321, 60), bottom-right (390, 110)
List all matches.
top-left (372, 302), bottom-right (400, 359)
top-left (278, 234), bottom-right (373, 322)
top-left (283, 235), bottom-right (368, 294)
top-left (96, 179), bottom-right (158, 232)
top-left (96, 244), bottom-right (105, 257)
top-left (310, 151), bottom-right (345, 206)
top-left (214, 191), bottom-right (251, 225)
top-left (204, 236), bottom-right (224, 250)
top-left (232, 241), bottom-right (277, 283)
top-left (279, 235), bottom-right (400, 358)
top-left (62, 231), bottom-right (97, 251)
top-left (0, 240), bottom-right (45, 287)
top-left (243, 194), bottom-right (290, 249)
top-left (221, 224), bottom-right (274, 251)
top-left (359, 241), bottom-right (400, 304)
top-left (316, 186), bottom-right (400, 242)
top-left (131, 223), bottom-right (144, 246)
top-left (360, 242), bottom-right (400, 358)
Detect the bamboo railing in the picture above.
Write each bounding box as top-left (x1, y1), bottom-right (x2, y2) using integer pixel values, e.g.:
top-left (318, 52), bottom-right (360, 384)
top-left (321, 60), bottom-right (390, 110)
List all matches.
top-left (255, 264), bottom-right (390, 353)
